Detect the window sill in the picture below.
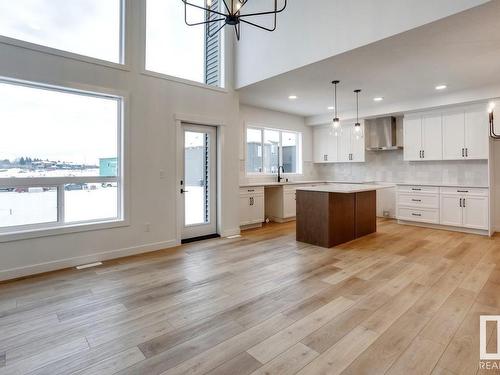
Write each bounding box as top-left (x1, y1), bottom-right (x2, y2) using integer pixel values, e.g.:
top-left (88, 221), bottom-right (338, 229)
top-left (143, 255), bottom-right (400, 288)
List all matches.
top-left (141, 69), bottom-right (228, 93)
top-left (0, 35), bottom-right (130, 72)
top-left (0, 219), bottom-right (129, 243)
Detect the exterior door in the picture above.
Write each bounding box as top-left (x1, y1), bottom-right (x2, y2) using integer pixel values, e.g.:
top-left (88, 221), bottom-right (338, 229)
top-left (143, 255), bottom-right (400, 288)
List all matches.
top-left (181, 124), bottom-right (217, 240)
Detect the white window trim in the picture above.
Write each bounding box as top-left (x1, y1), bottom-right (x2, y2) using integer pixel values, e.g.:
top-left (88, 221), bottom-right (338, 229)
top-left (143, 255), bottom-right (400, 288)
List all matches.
top-left (245, 124), bottom-right (303, 176)
top-left (0, 0), bottom-right (128, 71)
top-left (140, 0), bottom-right (228, 93)
top-left (0, 78), bottom-right (130, 242)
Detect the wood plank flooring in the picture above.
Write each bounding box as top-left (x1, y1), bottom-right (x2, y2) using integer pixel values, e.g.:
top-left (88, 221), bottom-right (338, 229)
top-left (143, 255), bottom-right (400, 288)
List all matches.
top-left (0, 219), bottom-right (499, 374)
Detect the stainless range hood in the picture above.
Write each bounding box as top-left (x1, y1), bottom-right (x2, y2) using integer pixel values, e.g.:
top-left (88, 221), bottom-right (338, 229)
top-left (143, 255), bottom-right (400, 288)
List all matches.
top-left (365, 116), bottom-right (403, 151)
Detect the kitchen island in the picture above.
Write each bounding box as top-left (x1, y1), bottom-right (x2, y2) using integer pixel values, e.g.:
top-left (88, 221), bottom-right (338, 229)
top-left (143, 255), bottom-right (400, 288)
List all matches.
top-left (296, 184), bottom-right (392, 248)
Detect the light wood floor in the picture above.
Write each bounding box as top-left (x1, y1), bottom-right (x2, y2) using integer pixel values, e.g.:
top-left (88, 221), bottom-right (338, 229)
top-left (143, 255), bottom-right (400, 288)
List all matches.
top-left (0, 219), bottom-right (499, 375)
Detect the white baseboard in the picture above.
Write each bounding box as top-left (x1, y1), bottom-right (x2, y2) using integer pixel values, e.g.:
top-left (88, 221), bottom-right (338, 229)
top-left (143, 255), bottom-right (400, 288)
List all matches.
top-left (397, 220), bottom-right (489, 236)
top-left (0, 239), bottom-right (178, 282)
top-left (220, 228), bottom-right (241, 237)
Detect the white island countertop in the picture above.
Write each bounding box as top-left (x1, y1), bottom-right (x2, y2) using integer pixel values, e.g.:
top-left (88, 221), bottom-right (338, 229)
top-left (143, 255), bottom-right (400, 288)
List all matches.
top-left (296, 183), bottom-right (395, 193)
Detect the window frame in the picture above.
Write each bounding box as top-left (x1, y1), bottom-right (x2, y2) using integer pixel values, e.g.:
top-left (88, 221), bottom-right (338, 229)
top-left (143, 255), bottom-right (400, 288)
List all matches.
top-left (0, 77), bottom-right (129, 243)
top-left (245, 125), bottom-right (303, 176)
top-left (141, 0), bottom-right (227, 92)
top-left (0, 0), bottom-right (127, 70)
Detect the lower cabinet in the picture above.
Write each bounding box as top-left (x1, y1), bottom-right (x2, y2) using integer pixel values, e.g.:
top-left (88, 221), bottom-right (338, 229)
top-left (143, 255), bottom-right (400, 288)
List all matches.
top-left (440, 188), bottom-right (489, 230)
top-left (239, 187), bottom-right (264, 227)
top-left (397, 185), bottom-right (489, 232)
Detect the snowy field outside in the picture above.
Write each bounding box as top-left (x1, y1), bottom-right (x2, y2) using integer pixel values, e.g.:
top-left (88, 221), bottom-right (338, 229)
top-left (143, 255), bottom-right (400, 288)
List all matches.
top-left (0, 186), bottom-right (118, 228)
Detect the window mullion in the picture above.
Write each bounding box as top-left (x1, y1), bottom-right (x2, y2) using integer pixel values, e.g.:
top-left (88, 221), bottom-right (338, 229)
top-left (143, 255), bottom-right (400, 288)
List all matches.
top-left (57, 184), bottom-right (65, 224)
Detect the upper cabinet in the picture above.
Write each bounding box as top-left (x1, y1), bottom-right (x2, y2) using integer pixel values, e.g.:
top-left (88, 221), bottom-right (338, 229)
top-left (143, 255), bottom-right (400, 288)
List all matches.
top-left (404, 104), bottom-right (489, 162)
top-left (442, 107), bottom-right (489, 160)
top-left (403, 114), bottom-right (442, 161)
top-left (313, 126), bottom-right (338, 163)
top-left (313, 122), bottom-right (365, 163)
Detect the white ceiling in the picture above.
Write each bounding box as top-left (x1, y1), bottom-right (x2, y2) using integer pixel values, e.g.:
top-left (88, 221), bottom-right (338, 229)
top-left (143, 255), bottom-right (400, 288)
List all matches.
top-left (237, 1), bottom-right (500, 120)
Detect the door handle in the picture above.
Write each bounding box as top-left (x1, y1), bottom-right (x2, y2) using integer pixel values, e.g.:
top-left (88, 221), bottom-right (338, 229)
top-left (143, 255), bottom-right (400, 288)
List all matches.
top-left (180, 188), bottom-right (189, 194)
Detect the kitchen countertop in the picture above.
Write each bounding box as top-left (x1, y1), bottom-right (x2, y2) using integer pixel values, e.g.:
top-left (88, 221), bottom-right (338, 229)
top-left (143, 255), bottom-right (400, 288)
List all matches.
top-left (394, 182), bottom-right (489, 188)
top-left (239, 180), bottom-right (374, 188)
top-left (296, 183), bottom-right (395, 194)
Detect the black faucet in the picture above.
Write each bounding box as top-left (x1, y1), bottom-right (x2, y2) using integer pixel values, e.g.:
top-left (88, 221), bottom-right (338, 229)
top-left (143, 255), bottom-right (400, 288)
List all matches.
top-left (277, 165), bottom-right (285, 183)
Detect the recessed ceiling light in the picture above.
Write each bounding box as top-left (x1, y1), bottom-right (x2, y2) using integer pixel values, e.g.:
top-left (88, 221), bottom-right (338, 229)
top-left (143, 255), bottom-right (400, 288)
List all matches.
top-left (435, 85), bottom-right (447, 90)
top-left (373, 97), bottom-right (384, 102)
top-left (327, 106), bottom-right (334, 110)
top-left (288, 95), bottom-right (297, 100)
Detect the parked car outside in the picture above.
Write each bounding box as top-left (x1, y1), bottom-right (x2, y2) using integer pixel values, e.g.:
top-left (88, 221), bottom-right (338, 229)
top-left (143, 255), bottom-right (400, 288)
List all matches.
top-left (64, 183), bottom-right (88, 191)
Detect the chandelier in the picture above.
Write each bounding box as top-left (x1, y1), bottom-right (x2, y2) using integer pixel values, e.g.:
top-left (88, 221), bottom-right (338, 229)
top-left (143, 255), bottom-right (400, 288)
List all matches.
top-left (182, 0), bottom-right (287, 40)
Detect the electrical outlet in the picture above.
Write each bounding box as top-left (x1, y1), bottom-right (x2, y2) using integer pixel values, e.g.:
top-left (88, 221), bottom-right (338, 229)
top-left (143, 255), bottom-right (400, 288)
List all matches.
top-left (145, 223), bottom-right (151, 232)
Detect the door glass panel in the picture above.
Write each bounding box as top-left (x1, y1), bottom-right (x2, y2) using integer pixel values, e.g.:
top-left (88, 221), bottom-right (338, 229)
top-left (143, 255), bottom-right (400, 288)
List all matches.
top-left (184, 131), bottom-right (210, 226)
top-left (263, 129), bottom-right (279, 173)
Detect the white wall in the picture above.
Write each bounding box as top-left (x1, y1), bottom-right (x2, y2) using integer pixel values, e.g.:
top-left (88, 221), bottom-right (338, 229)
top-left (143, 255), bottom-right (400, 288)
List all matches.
top-left (0, 0), bottom-right (241, 280)
top-left (235, 0), bottom-right (489, 88)
top-left (238, 104), bottom-right (318, 184)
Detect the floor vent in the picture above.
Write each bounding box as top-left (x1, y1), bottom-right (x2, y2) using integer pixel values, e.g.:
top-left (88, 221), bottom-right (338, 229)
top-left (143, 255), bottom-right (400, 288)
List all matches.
top-left (76, 262), bottom-right (103, 270)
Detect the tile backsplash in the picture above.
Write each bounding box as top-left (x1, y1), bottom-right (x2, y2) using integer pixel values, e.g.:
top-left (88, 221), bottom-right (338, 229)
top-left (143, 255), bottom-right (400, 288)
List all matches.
top-left (316, 150), bottom-right (489, 186)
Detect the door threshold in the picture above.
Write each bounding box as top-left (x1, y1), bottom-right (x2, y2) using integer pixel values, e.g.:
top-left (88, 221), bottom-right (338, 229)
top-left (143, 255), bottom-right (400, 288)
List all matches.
top-left (181, 233), bottom-right (220, 244)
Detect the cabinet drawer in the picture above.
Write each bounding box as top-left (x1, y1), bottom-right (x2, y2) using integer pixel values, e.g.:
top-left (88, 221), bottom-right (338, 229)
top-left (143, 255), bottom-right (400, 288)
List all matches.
top-left (440, 187), bottom-right (488, 197)
top-left (398, 207), bottom-right (439, 224)
top-left (397, 185), bottom-right (439, 194)
top-left (239, 187), bottom-right (264, 196)
top-left (398, 193), bottom-right (439, 209)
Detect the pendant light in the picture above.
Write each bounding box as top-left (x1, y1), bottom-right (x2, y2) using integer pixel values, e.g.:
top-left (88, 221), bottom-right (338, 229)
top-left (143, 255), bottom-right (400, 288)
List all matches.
top-left (331, 80), bottom-right (341, 135)
top-left (353, 89), bottom-right (362, 137)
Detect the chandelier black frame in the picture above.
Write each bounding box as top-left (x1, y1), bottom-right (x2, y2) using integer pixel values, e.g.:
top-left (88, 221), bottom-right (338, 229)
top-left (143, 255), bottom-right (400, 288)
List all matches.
top-left (182, 0), bottom-right (287, 40)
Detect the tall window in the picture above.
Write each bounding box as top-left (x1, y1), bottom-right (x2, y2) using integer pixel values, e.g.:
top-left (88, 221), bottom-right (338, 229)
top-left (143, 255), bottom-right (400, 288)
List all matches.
top-left (246, 127), bottom-right (302, 174)
top-left (0, 0), bottom-right (123, 63)
top-left (0, 80), bottom-right (123, 234)
top-left (146, 0), bottom-right (224, 87)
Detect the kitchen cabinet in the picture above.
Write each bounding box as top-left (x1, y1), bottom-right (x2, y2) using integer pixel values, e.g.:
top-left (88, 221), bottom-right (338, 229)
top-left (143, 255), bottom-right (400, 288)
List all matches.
top-left (403, 114), bottom-right (442, 161)
top-left (442, 107), bottom-right (489, 160)
top-left (239, 187), bottom-right (264, 227)
top-left (314, 123), bottom-right (365, 163)
top-left (313, 126), bottom-right (338, 163)
top-left (338, 123), bottom-right (366, 162)
top-left (397, 185), bottom-right (489, 233)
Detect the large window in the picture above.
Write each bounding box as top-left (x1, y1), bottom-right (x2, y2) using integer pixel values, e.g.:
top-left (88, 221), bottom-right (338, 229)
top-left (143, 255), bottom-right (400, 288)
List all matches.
top-left (0, 80), bottom-right (123, 235)
top-left (0, 0), bottom-right (123, 63)
top-left (146, 0), bottom-right (224, 87)
top-left (246, 127), bottom-right (302, 174)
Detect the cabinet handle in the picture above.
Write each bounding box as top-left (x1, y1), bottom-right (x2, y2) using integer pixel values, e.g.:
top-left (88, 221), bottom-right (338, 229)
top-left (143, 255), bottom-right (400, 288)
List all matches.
top-left (463, 198), bottom-right (466, 208)
top-left (411, 213), bottom-right (422, 217)
top-left (465, 148), bottom-right (468, 157)
top-left (459, 198), bottom-right (462, 207)
top-left (249, 197), bottom-right (254, 206)
top-left (457, 190), bottom-right (469, 193)
top-left (411, 199), bottom-right (422, 202)
top-left (247, 189), bottom-right (254, 192)
top-left (419, 150), bottom-right (422, 158)
top-left (422, 150), bottom-right (424, 158)
top-left (462, 148), bottom-right (464, 157)
top-left (411, 188), bottom-right (422, 191)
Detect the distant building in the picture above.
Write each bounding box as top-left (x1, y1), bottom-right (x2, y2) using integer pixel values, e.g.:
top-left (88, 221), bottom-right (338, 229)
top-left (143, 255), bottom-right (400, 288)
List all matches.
top-left (99, 158), bottom-right (118, 177)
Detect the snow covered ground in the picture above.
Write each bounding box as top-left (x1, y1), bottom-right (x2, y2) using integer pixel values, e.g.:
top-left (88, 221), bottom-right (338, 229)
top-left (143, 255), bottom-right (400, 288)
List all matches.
top-left (0, 187), bottom-right (118, 228)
